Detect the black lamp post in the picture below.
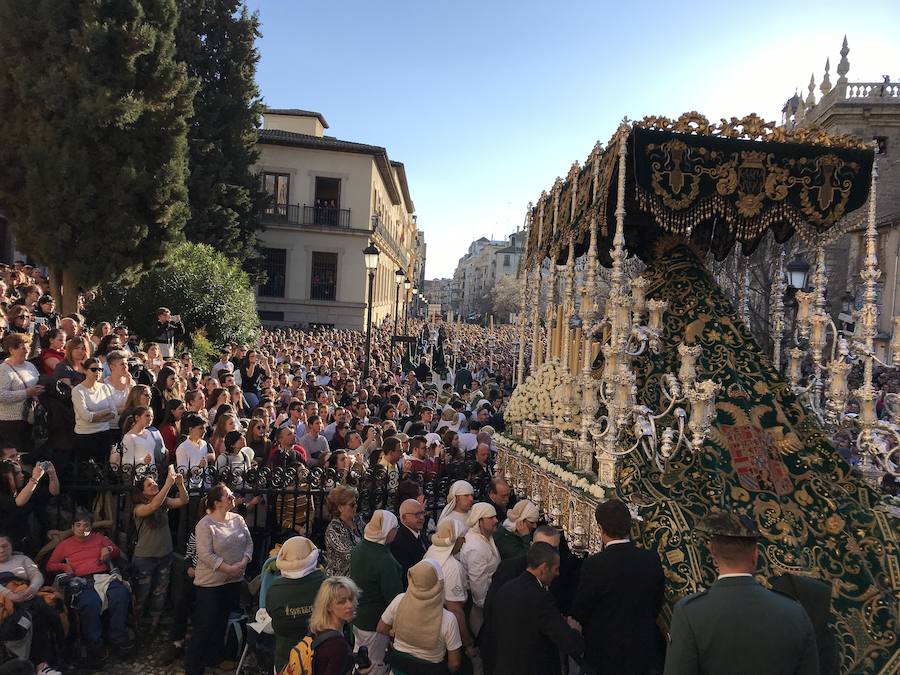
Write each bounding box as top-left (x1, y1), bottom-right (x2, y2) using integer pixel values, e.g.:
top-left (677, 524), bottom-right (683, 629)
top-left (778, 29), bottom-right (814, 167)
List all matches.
top-left (363, 242), bottom-right (380, 381)
top-left (403, 279), bottom-right (411, 334)
top-left (393, 269), bottom-right (404, 337)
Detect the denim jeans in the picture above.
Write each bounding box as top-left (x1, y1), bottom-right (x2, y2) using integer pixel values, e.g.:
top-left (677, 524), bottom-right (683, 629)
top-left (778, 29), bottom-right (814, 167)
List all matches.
top-left (132, 553), bottom-right (173, 620)
top-left (74, 578), bottom-right (130, 645)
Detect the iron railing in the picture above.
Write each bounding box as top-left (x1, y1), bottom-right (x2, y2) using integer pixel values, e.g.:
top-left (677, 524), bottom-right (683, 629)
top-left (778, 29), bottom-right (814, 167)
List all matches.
top-left (262, 204), bottom-right (352, 229)
top-left (41, 460), bottom-right (491, 561)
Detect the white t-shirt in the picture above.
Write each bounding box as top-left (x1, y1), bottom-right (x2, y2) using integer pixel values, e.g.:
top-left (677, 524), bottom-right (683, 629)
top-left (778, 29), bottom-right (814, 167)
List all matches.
top-left (176, 438), bottom-right (209, 469)
top-left (442, 555), bottom-right (468, 603)
top-left (121, 429), bottom-right (157, 465)
top-left (381, 594), bottom-right (462, 663)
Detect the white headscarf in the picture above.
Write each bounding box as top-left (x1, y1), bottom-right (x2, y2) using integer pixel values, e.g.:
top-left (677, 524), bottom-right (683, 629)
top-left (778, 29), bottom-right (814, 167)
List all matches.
top-left (425, 518), bottom-right (469, 565)
top-left (275, 536), bottom-right (320, 580)
top-left (438, 480), bottom-right (474, 523)
top-left (502, 499), bottom-right (540, 533)
top-left (364, 509), bottom-right (399, 545)
top-left (466, 501), bottom-right (497, 528)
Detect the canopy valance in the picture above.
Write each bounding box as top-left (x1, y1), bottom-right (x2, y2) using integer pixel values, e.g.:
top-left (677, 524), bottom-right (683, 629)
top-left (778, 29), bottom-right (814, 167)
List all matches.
top-left (525, 112), bottom-right (874, 267)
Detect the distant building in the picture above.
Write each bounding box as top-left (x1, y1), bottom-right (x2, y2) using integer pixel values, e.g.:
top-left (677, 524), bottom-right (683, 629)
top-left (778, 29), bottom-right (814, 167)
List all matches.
top-left (423, 278), bottom-right (452, 313)
top-left (781, 38), bottom-right (900, 355)
top-left (253, 109), bottom-right (421, 329)
top-left (449, 230), bottom-right (527, 318)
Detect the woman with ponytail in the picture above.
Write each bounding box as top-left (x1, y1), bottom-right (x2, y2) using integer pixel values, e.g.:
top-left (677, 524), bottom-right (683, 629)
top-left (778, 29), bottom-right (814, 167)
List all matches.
top-left (184, 483), bottom-right (252, 675)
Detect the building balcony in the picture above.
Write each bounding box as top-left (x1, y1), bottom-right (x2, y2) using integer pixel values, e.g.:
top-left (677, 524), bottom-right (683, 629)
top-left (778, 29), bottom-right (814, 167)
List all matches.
top-left (262, 204), bottom-right (353, 229)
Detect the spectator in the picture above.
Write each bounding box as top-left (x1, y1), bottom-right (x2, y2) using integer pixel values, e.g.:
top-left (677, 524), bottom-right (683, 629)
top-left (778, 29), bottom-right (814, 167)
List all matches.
top-left (215, 430), bottom-right (254, 473)
top-left (37, 329), bottom-right (65, 377)
top-left (117, 406), bottom-right (158, 467)
top-left (152, 308), bottom-right (184, 359)
top-left (157, 398), bottom-right (184, 455)
top-left (0, 333), bottom-right (43, 451)
top-left (389, 498), bottom-right (428, 582)
top-left (298, 414), bottom-right (330, 467)
top-left (0, 533), bottom-right (65, 670)
top-left (71, 357), bottom-right (117, 463)
top-left (268, 425), bottom-right (307, 469)
top-left (131, 470), bottom-right (188, 631)
top-left (308, 576), bottom-right (364, 675)
top-left (324, 485), bottom-right (365, 577)
top-left (53, 336), bottom-right (88, 387)
top-left (104, 350), bottom-right (135, 442)
top-left (175, 413), bottom-right (213, 470)
top-left (46, 512), bottom-right (133, 665)
top-left (185, 484), bottom-right (253, 675)
top-left (0, 460), bottom-right (58, 556)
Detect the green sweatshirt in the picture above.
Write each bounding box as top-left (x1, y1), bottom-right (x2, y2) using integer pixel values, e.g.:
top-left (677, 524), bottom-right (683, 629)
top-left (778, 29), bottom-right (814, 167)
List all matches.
top-left (267, 569), bottom-right (327, 669)
top-left (350, 539), bottom-right (403, 631)
top-left (494, 526), bottom-right (531, 560)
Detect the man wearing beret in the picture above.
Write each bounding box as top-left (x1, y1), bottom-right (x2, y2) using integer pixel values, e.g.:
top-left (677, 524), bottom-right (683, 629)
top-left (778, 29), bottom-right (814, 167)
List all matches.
top-left (664, 511), bottom-right (819, 675)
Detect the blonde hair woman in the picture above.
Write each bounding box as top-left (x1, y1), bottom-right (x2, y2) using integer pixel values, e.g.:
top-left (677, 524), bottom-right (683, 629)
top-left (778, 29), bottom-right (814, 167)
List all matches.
top-left (306, 577), bottom-right (367, 675)
top-left (323, 485), bottom-right (365, 577)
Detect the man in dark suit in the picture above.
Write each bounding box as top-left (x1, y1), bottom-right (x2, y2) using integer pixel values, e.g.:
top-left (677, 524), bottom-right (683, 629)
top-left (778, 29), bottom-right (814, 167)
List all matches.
top-left (664, 512), bottom-right (819, 675)
top-left (389, 499), bottom-right (427, 586)
top-left (481, 525), bottom-right (562, 673)
top-left (454, 363), bottom-right (473, 394)
top-left (572, 499), bottom-right (665, 675)
top-left (492, 542), bottom-right (584, 675)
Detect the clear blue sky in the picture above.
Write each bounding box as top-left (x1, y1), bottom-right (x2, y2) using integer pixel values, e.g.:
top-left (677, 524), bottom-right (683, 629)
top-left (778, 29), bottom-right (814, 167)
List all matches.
top-left (245, 0), bottom-right (900, 279)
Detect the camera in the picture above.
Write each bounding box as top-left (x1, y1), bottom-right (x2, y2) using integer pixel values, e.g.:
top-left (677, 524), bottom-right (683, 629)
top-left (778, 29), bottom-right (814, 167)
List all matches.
top-left (353, 646), bottom-right (370, 670)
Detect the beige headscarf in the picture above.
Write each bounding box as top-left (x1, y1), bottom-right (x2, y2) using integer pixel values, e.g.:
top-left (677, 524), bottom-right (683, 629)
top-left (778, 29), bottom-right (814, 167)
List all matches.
top-left (275, 536), bottom-right (320, 579)
top-left (425, 517), bottom-right (469, 565)
top-left (393, 559), bottom-right (445, 652)
top-left (466, 501), bottom-right (497, 528)
top-left (438, 480), bottom-right (474, 523)
top-left (502, 499), bottom-right (540, 533)
top-left (364, 509), bottom-right (399, 545)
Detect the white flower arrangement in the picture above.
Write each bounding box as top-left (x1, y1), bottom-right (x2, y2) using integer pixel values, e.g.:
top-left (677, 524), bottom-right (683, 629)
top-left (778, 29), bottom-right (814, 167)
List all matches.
top-left (506, 359), bottom-right (582, 433)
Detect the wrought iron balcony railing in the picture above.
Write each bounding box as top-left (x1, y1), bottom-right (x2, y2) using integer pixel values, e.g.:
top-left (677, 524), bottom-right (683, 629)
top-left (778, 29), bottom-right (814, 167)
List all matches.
top-left (263, 203), bottom-right (352, 229)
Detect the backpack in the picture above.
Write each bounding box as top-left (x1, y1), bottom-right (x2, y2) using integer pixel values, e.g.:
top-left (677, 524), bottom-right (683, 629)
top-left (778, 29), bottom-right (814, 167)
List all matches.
top-left (280, 629), bottom-right (342, 675)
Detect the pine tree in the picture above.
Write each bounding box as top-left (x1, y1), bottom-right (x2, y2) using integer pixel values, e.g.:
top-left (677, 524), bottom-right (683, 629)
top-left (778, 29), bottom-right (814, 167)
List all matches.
top-left (176, 0), bottom-right (267, 266)
top-left (0, 0), bottom-right (195, 314)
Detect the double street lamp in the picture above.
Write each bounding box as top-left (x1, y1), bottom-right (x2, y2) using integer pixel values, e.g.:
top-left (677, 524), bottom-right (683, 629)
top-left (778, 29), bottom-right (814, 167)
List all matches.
top-left (363, 242), bottom-right (380, 381)
top-left (403, 279), bottom-right (411, 334)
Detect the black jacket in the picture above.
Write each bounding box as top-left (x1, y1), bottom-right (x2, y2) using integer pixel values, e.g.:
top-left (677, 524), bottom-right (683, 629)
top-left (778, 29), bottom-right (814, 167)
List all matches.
top-left (151, 319), bottom-right (184, 346)
top-left (770, 573), bottom-right (837, 675)
top-left (389, 524), bottom-right (427, 586)
top-left (453, 368), bottom-right (472, 393)
top-left (571, 541), bottom-right (665, 675)
top-left (492, 571), bottom-right (584, 675)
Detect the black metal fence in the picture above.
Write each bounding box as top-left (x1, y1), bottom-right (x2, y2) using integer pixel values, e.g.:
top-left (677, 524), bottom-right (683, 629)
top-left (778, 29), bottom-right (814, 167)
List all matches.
top-left (43, 461), bottom-right (490, 563)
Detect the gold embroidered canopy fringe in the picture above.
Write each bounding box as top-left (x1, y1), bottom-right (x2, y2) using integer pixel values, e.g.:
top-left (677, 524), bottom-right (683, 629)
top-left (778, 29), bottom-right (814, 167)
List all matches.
top-left (524, 112), bottom-right (874, 268)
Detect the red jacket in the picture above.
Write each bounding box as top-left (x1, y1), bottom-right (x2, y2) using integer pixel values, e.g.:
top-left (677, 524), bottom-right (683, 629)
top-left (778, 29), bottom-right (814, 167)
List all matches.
top-left (46, 532), bottom-right (121, 577)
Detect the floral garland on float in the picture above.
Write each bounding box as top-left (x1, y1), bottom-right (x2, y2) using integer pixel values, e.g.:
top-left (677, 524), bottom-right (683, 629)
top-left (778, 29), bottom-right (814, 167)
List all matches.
top-left (495, 433), bottom-right (607, 553)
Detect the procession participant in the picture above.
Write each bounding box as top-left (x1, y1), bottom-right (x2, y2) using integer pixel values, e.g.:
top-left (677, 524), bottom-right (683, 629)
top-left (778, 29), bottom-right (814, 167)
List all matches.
top-left (266, 536), bottom-right (326, 671)
top-left (438, 480), bottom-right (474, 526)
top-left (664, 511), bottom-right (819, 675)
top-left (377, 559), bottom-right (463, 673)
top-left (491, 543), bottom-right (584, 675)
top-left (424, 517), bottom-right (474, 665)
top-left (482, 477), bottom-right (512, 523)
top-left (350, 509), bottom-right (402, 675)
top-left (389, 498), bottom-right (428, 583)
top-left (573, 498), bottom-right (666, 675)
top-left (492, 499), bottom-right (539, 560)
top-left (459, 501), bottom-right (499, 665)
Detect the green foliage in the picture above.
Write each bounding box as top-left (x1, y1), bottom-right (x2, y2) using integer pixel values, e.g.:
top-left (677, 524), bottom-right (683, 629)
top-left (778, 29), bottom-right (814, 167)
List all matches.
top-left (176, 0), bottom-right (269, 269)
top-left (188, 328), bottom-right (217, 372)
top-left (0, 0), bottom-right (195, 310)
top-left (85, 242), bottom-right (260, 347)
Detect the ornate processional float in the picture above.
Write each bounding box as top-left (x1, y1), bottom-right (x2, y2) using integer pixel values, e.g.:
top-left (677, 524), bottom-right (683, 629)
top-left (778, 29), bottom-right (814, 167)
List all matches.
top-left (500, 112), bottom-right (898, 674)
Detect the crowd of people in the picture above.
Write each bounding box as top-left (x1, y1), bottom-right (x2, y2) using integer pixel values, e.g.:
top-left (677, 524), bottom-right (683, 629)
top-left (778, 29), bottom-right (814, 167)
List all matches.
top-left (0, 261), bottom-right (830, 675)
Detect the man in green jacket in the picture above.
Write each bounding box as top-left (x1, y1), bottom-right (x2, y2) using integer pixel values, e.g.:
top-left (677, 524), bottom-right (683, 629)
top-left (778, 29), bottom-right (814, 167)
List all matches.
top-left (664, 511), bottom-right (819, 675)
top-left (493, 499), bottom-right (540, 560)
top-left (350, 509), bottom-right (402, 675)
top-left (265, 536), bottom-right (326, 671)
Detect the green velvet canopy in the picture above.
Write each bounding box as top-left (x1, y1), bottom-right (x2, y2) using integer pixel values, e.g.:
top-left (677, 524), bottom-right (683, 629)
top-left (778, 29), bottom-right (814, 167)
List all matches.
top-left (524, 112), bottom-right (874, 267)
top-left (617, 244), bottom-right (899, 675)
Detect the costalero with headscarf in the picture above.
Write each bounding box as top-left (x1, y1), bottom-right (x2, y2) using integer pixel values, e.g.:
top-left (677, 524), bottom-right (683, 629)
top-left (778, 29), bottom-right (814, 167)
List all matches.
top-left (391, 560), bottom-right (447, 661)
top-left (494, 499), bottom-right (540, 560)
top-left (425, 518), bottom-right (470, 607)
top-left (265, 536), bottom-right (327, 670)
top-left (438, 480), bottom-right (474, 525)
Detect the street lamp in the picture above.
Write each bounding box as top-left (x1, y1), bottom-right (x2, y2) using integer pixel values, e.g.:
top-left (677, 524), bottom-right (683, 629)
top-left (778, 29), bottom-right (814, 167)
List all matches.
top-left (393, 268), bottom-right (404, 340)
top-left (412, 287), bottom-right (419, 319)
top-left (403, 279), bottom-right (412, 334)
top-left (363, 242), bottom-right (380, 381)
top-left (786, 254), bottom-right (810, 290)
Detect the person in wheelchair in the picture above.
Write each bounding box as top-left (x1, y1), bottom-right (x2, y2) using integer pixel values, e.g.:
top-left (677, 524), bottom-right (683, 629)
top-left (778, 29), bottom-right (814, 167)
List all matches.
top-left (44, 512), bottom-right (133, 663)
